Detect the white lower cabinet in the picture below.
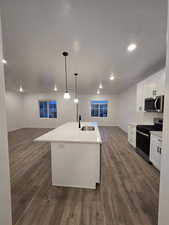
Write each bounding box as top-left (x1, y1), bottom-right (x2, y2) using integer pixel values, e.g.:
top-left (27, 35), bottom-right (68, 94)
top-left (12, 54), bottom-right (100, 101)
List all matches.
top-left (128, 124), bottom-right (136, 148)
top-left (150, 134), bottom-right (162, 171)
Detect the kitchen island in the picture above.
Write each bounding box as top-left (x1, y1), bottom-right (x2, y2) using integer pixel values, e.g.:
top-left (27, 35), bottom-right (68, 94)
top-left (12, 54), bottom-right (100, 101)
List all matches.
top-left (35, 122), bottom-right (102, 189)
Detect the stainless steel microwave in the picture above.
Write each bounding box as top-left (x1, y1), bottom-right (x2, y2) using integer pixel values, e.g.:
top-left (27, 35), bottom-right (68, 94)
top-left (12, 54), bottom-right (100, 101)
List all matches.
top-left (144, 96), bottom-right (164, 113)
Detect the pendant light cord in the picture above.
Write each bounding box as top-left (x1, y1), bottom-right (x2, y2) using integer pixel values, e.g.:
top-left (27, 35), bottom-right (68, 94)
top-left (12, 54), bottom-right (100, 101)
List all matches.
top-left (75, 76), bottom-right (77, 98)
top-left (64, 56), bottom-right (68, 92)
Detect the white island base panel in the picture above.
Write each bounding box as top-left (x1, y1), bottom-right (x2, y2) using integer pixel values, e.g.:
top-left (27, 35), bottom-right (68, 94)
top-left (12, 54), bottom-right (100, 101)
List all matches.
top-left (51, 142), bottom-right (101, 189)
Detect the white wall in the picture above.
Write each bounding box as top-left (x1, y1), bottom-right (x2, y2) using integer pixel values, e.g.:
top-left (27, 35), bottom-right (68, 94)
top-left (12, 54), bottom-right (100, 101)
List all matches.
top-left (118, 85), bottom-right (137, 132)
top-left (5, 87), bottom-right (163, 132)
top-left (23, 93), bottom-right (119, 128)
top-left (23, 92), bottom-right (76, 128)
top-left (0, 16), bottom-right (12, 225)
top-left (6, 91), bottom-right (24, 131)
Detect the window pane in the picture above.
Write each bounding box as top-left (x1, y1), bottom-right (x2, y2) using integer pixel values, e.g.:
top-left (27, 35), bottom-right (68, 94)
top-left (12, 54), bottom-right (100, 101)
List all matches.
top-left (103, 109), bottom-right (107, 117)
top-left (49, 101), bottom-right (57, 118)
top-left (39, 101), bottom-right (48, 118)
top-left (100, 108), bottom-right (104, 117)
top-left (91, 104), bottom-right (98, 117)
top-left (91, 109), bottom-right (95, 117)
top-left (95, 104), bottom-right (99, 109)
top-left (100, 104), bottom-right (104, 109)
top-left (91, 104), bottom-right (95, 110)
top-left (91, 100), bottom-right (108, 117)
top-left (93, 109), bottom-right (99, 117)
top-left (102, 104), bottom-right (107, 108)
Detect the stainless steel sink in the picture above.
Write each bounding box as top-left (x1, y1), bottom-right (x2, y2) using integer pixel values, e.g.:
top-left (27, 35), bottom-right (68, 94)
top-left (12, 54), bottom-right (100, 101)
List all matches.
top-left (81, 126), bottom-right (95, 131)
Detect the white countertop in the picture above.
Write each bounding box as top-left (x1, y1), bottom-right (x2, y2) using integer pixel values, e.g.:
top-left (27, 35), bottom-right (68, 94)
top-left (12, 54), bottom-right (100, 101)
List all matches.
top-left (35, 122), bottom-right (102, 144)
top-left (150, 131), bottom-right (163, 138)
top-left (128, 122), bottom-right (154, 126)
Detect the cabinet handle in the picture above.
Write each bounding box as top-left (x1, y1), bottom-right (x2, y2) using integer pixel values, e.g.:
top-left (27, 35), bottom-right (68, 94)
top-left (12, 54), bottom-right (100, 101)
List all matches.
top-left (157, 147), bottom-right (162, 154)
top-left (157, 147), bottom-right (159, 153)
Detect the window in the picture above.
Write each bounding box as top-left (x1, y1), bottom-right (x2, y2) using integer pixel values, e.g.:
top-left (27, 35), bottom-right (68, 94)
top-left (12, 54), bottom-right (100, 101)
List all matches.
top-left (91, 100), bottom-right (108, 117)
top-left (39, 100), bottom-right (57, 118)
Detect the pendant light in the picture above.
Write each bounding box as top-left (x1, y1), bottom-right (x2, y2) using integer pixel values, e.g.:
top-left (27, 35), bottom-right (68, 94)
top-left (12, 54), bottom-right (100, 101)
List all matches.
top-left (54, 85), bottom-right (58, 92)
top-left (19, 80), bottom-right (24, 93)
top-left (74, 73), bottom-right (79, 104)
top-left (62, 52), bottom-right (71, 99)
top-left (99, 83), bottom-right (103, 89)
top-left (74, 73), bottom-right (79, 121)
top-left (97, 89), bottom-right (100, 94)
top-left (19, 85), bottom-right (23, 93)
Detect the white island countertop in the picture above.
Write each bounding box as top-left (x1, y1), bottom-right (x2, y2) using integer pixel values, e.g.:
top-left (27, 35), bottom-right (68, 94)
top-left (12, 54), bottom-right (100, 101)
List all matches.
top-left (35, 122), bottom-right (102, 144)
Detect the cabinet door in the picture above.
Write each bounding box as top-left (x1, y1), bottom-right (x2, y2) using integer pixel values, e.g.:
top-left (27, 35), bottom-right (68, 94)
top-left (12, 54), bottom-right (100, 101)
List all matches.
top-left (156, 139), bottom-right (162, 171)
top-left (136, 81), bottom-right (144, 112)
top-left (128, 126), bottom-right (132, 143)
top-left (128, 125), bottom-right (136, 147)
top-left (156, 71), bottom-right (166, 96)
top-left (145, 70), bottom-right (166, 97)
top-left (156, 146), bottom-right (161, 170)
top-left (150, 136), bottom-right (157, 163)
top-left (150, 136), bottom-right (159, 167)
top-left (150, 135), bottom-right (162, 171)
top-left (144, 75), bottom-right (158, 99)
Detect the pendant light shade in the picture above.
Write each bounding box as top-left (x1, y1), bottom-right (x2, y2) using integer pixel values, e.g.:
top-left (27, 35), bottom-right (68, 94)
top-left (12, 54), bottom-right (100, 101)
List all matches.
top-left (99, 83), bottom-right (103, 89)
top-left (74, 73), bottom-right (79, 104)
top-left (64, 92), bottom-right (71, 99)
top-left (62, 51), bottom-right (71, 99)
top-left (54, 85), bottom-right (58, 92)
top-left (19, 85), bottom-right (23, 93)
top-left (74, 98), bottom-right (79, 103)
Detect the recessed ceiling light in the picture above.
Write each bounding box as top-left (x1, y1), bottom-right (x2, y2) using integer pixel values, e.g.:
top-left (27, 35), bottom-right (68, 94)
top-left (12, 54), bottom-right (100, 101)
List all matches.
top-left (73, 41), bottom-right (80, 53)
top-left (54, 85), bottom-right (58, 92)
top-left (127, 43), bottom-right (137, 52)
top-left (97, 90), bottom-right (100, 95)
top-left (2, 59), bottom-right (7, 64)
top-left (99, 83), bottom-right (103, 89)
top-left (110, 74), bottom-right (115, 80)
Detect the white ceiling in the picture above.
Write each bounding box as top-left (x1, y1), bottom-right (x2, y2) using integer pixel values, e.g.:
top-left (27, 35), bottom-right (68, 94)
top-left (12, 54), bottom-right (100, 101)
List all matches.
top-left (0, 0), bottom-right (167, 94)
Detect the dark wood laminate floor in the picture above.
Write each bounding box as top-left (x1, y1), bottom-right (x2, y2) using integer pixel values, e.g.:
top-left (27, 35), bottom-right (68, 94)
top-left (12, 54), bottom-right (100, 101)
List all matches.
top-left (8, 127), bottom-right (160, 225)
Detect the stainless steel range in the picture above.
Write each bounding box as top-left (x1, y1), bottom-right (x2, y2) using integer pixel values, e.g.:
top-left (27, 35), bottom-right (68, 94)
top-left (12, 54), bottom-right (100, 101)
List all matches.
top-left (136, 118), bottom-right (163, 161)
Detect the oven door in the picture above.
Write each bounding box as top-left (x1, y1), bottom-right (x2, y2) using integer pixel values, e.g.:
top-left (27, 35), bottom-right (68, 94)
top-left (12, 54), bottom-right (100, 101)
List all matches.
top-left (136, 130), bottom-right (150, 156)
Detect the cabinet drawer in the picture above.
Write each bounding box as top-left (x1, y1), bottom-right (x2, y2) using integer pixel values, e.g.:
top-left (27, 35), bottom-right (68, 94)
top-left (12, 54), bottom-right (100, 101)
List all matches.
top-left (150, 135), bottom-right (162, 171)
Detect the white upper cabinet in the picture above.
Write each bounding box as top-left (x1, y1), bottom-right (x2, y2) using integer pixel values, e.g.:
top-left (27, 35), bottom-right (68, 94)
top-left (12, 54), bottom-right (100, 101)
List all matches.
top-left (157, 70), bottom-right (166, 95)
top-left (137, 80), bottom-right (145, 112)
top-left (144, 70), bottom-right (166, 98)
top-left (144, 77), bottom-right (157, 99)
top-left (136, 69), bottom-right (166, 112)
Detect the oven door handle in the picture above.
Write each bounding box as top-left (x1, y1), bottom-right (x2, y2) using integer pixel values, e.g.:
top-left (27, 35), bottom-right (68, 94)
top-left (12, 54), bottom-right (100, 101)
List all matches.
top-left (136, 130), bottom-right (149, 137)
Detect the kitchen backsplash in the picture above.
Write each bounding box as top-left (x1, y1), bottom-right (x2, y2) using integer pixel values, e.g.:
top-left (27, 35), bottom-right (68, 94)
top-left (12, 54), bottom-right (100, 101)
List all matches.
top-left (136, 112), bottom-right (163, 124)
